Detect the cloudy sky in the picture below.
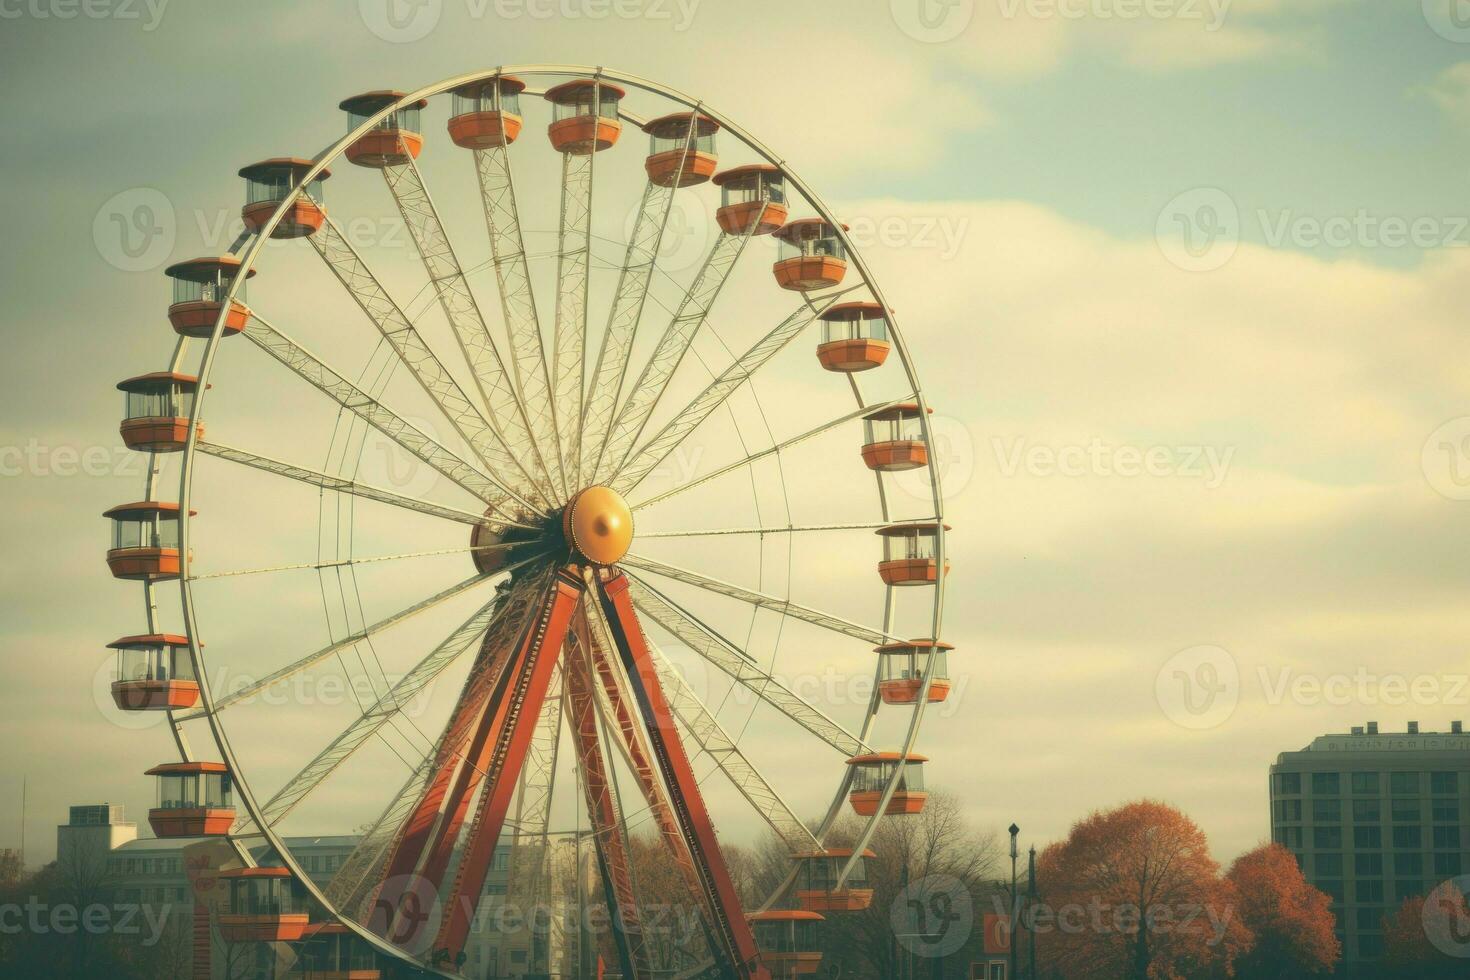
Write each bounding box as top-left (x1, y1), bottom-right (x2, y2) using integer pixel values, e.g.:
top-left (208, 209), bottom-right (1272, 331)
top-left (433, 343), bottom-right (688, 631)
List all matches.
top-left (2, 0), bottom-right (1470, 878)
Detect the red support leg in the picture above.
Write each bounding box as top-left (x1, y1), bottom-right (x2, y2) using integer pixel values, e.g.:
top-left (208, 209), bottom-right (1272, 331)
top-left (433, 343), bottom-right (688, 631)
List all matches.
top-left (433, 567), bottom-right (584, 962)
top-left (565, 610), bottom-right (651, 980)
top-left (597, 572), bottom-right (770, 980)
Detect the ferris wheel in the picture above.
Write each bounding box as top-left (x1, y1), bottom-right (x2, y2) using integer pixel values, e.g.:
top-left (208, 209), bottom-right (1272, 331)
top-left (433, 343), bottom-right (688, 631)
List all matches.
top-left (103, 66), bottom-right (951, 979)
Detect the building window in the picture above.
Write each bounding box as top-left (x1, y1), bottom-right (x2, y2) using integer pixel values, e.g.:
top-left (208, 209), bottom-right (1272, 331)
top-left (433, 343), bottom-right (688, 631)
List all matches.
top-left (1358, 933), bottom-right (1384, 958)
top-left (1434, 853), bottom-right (1463, 876)
top-left (1314, 827), bottom-right (1343, 849)
top-left (1275, 772), bottom-right (1302, 795)
top-left (1318, 880), bottom-right (1344, 903)
top-left (1352, 772), bottom-right (1381, 796)
top-left (1433, 801), bottom-right (1461, 823)
top-left (1355, 853), bottom-right (1384, 876)
top-left (1391, 798), bottom-right (1421, 823)
top-left (1396, 852), bottom-right (1423, 875)
top-left (1275, 799), bottom-right (1302, 822)
top-left (1356, 879), bottom-right (1384, 903)
top-left (1430, 772), bottom-right (1459, 795)
top-left (1433, 826), bottom-right (1461, 849)
top-left (1312, 799), bottom-right (1340, 822)
top-left (1395, 880), bottom-right (1425, 902)
top-left (1392, 826), bottom-right (1422, 849)
top-left (1354, 826), bottom-right (1382, 849)
top-left (1274, 826), bottom-right (1303, 848)
top-left (1353, 800), bottom-right (1381, 824)
top-left (1315, 852), bottom-right (1343, 877)
top-left (1355, 906), bottom-right (1384, 931)
top-left (1389, 772), bottom-right (1421, 795)
top-left (1313, 772), bottom-right (1341, 796)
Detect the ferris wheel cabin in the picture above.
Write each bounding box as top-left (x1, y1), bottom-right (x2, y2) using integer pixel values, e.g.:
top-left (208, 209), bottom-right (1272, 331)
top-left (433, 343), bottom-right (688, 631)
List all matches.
top-left (340, 91), bottom-right (428, 168)
top-left (846, 753), bottom-right (928, 816)
top-left (876, 639), bottom-right (954, 705)
top-left (448, 75), bottom-right (526, 148)
top-left (145, 761), bottom-right (234, 837)
top-left (238, 158), bottom-right (330, 239)
top-left (750, 910), bottom-right (824, 978)
top-left (218, 867), bottom-right (309, 942)
top-left (642, 112), bottom-right (719, 187)
top-left (792, 848), bottom-right (877, 912)
top-left (861, 403), bottom-right (931, 472)
top-left (816, 302), bottom-right (891, 372)
top-left (772, 218), bottom-right (848, 291)
top-left (164, 256), bottom-right (254, 339)
top-left (876, 521), bottom-right (949, 586)
top-left (108, 633), bottom-right (198, 711)
top-left (104, 501), bottom-right (191, 581)
top-left (117, 372), bottom-right (202, 452)
top-left (544, 79), bottom-right (624, 154)
top-left (299, 922), bottom-right (381, 979)
top-left (712, 164), bottom-right (788, 236)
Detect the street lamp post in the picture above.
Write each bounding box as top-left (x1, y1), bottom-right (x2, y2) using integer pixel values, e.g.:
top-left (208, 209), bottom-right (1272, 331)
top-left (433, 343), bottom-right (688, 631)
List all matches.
top-left (1008, 823), bottom-right (1019, 980)
top-left (1027, 844), bottom-right (1037, 980)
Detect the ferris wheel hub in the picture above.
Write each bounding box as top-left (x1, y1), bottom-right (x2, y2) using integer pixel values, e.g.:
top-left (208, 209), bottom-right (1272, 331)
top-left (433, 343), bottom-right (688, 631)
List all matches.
top-left (563, 485), bottom-right (633, 566)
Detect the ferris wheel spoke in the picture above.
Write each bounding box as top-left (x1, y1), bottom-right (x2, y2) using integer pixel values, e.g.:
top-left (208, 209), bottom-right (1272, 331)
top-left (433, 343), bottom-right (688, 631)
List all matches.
top-left (610, 299), bottom-right (836, 496)
top-left (640, 521), bottom-right (892, 539)
top-left (251, 576), bottom-right (534, 828)
top-left (189, 541), bottom-right (530, 582)
top-left (194, 441), bottom-right (496, 527)
top-left (380, 151), bottom-right (560, 504)
top-left (177, 571), bottom-right (495, 722)
top-left (620, 554), bottom-right (892, 647)
top-left (325, 755), bottom-right (436, 920)
top-left (627, 576), bottom-right (871, 758)
top-left (579, 118), bottom-right (699, 489)
top-left (592, 213), bottom-right (769, 486)
top-left (240, 314), bottom-right (525, 519)
top-left (630, 395), bottom-right (915, 512)
top-left (503, 663), bottom-right (564, 946)
top-left (548, 148), bottom-right (594, 498)
top-left (308, 215), bottom-right (550, 510)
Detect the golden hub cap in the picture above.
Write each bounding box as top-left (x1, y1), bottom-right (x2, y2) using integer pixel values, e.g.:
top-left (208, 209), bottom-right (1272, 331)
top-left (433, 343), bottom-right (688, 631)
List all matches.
top-left (563, 486), bottom-right (633, 566)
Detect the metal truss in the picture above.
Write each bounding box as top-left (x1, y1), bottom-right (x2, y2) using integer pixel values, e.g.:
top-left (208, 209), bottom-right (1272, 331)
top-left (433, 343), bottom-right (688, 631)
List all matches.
top-left (550, 149), bottom-right (593, 495)
top-left (628, 576), bottom-right (870, 758)
top-left (594, 216), bottom-right (766, 486)
top-left (251, 574), bottom-right (540, 829)
top-left (629, 396), bottom-right (913, 512)
top-left (645, 638), bottom-right (819, 855)
top-left (503, 663), bottom-right (564, 970)
top-left (382, 151), bottom-right (558, 504)
top-left (612, 301), bottom-right (830, 496)
top-left (640, 522), bottom-right (891, 538)
top-left (309, 215), bottom-right (547, 510)
top-left (579, 134), bottom-right (692, 487)
top-left (241, 315), bottom-right (522, 519)
top-left (620, 554), bottom-right (892, 646)
top-left (473, 141), bottom-right (564, 502)
top-left (177, 572), bottom-right (493, 721)
top-left (326, 757), bottom-right (436, 919)
top-left (195, 441), bottom-right (495, 526)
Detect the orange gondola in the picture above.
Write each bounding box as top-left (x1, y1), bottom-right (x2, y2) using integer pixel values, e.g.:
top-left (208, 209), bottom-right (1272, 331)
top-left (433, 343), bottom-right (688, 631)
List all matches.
top-left (876, 521), bottom-right (950, 586)
top-left (104, 501), bottom-right (193, 581)
top-left (750, 910), bottom-right (824, 978)
top-left (145, 761), bottom-right (234, 837)
top-left (861, 403), bottom-right (931, 472)
top-left (164, 256), bottom-right (254, 338)
top-left (218, 867), bottom-right (309, 942)
top-left (107, 634), bottom-right (198, 711)
top-left (772, 218), bottom-right (847, 291)
top-left (448, 75), bottom-right (526, 148)
top-left (238, 158), bottom-right (329, 238)
top-left (793, 848), bottom-right (877, 912)
top-left (544, 79), bottom-right (624, 154)
top-left (712, 164), bottom-right (788, 236)
top-left (117, 372), bottom-right (202, 452)
top-left (846, 753), bottom-right (928, 816)
top-left (340, 91), bottom-right (428, 167)
top-left (642, 112), bottom-right (719, 187)
top-left (816, 302), bottom-right (891, 372)
top-left (298, 922), bottom-right (381, 979)
top-left (875, 639), bottom-right (954, 705)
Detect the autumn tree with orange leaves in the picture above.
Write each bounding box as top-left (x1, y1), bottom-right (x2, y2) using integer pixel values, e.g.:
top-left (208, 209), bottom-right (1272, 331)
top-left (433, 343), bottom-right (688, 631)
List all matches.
top-left (1034, 800), bottom-right (1251, 980)
top-left (1382, 878), bottom-right (1470, 979)
top-left (1225, 843), bottom-right (1339, 978)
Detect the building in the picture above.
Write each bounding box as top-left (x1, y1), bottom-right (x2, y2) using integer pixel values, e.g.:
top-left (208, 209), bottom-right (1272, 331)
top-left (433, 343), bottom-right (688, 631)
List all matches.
top-left (1269, 721), bottom-right (1470, 966)
top-left (56, 802), bottom-right (566, 979)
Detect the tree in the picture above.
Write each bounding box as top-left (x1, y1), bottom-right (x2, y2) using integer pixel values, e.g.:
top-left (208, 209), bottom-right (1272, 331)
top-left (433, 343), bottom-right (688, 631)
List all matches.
top-left (1225, 843), bottom-right (1338, 978)
top-left (1383, 879), bottom-right (1470, 979)
top-left (1034, 800), bottom-right (1251, 980)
